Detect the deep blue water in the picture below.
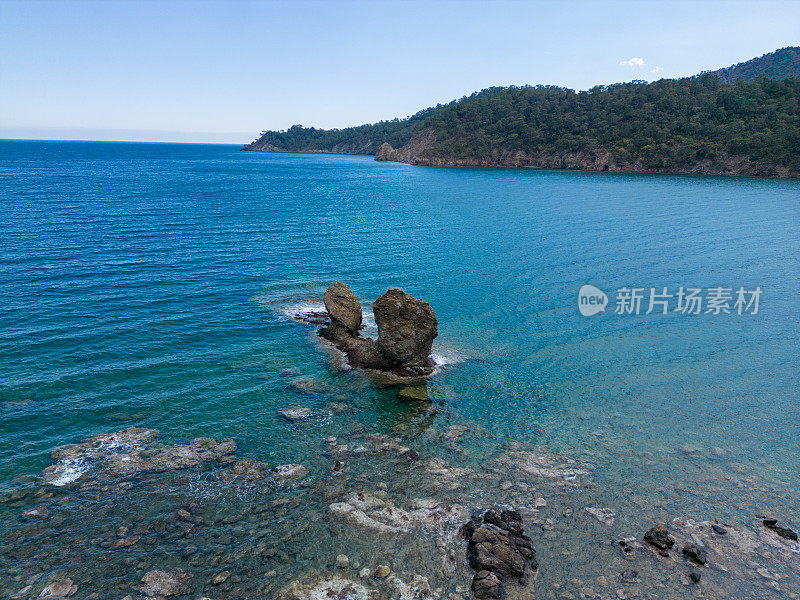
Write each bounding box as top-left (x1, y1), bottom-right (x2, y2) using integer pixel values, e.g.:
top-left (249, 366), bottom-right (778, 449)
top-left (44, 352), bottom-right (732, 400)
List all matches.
top-left (1, 139), bottom-right (799, 528)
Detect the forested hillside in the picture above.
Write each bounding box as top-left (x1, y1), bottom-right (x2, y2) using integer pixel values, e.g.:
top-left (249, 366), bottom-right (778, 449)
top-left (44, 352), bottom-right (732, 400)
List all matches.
top-left (244, 48), bottom-right (800, 177)
top-left (702, 47), bottom-right (800, 84)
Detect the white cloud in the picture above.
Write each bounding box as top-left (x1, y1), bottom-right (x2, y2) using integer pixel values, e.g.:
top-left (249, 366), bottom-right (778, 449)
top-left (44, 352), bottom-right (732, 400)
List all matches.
top-left (619, 57), bottom-right (646, 68)
top-left (650, 66), bottom-right (662, 73)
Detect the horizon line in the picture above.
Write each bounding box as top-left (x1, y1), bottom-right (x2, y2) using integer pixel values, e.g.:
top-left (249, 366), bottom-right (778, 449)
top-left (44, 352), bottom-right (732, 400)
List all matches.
top-left (0, 137), bottom-right (245, 146)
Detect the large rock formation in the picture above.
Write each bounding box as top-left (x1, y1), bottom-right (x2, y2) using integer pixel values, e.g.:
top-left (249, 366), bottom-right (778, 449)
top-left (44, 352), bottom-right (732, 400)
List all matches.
top-left (461, 508), bottom-right (538, 599)
top-left (374, 288), bottom-right (438, 368)
top-left (318, 282), bottom-right (438, 380)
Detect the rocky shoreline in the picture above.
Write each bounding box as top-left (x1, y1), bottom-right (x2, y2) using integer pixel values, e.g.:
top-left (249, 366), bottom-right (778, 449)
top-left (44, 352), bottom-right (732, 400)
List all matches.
top-left (245, 131), bottom-right (798, 178)
top-left (2, 410), bottom-right (799, 600)
top-left (2, 290), bottom-right (798, 600)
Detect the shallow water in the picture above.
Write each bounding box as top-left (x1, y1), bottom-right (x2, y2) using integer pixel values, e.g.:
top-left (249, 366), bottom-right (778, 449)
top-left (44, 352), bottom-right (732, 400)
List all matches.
top-left (1, 140), bottom-right (798, 599)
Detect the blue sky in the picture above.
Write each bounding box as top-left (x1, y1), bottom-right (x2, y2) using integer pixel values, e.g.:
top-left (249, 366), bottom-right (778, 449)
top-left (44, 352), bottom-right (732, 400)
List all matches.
top-left (1, 0), bottom-right (798, 143)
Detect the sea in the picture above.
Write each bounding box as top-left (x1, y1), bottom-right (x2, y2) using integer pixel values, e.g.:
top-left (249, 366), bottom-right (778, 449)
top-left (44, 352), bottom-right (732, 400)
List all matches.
top-left (1, 140), bottom-right (798, 599)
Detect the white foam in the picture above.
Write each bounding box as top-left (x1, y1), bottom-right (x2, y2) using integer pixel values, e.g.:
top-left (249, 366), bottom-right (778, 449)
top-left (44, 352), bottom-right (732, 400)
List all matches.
top-left (44, 433), bottom-right (147, 487)
top-left (280, 301), bottom-right (327, 321)
top-left (47, 459), bottom-right (88, 487)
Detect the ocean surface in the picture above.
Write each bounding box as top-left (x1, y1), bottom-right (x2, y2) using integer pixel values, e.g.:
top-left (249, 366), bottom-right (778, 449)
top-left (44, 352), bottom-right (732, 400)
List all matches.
top-left (1, 140), bottom-right (798, 599)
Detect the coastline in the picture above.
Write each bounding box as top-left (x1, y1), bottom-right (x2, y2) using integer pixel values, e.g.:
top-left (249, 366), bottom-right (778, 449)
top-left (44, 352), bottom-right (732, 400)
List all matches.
top-left (241, 146), bottom-right (800, 179)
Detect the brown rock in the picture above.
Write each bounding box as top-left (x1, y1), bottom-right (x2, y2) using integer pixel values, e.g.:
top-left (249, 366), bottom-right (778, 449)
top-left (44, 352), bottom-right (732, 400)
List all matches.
top-left (323, 281), bottom-right (362, 335)
top-left (471, 570), bottom-right (502, 599)
top-left (644, 524), bottom-right (675, 552)
top-left (373, 288), bottom-right (437, 368)
top-left (463, 508), bottom-right (537, 598)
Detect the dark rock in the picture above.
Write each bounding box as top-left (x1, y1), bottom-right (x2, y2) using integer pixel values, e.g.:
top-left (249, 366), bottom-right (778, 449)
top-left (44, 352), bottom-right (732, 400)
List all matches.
top-left (471, 570), bottom-right (503, 599)
top-left (711, 523), bottom-right (727, 535)
top-left (763, 519), bottom-right (798, 541)
top-left (323, 281), bottom-right (362, 335)
top-left (463, 508), bottom-right (537, 598)
top-left (690, 570), bottom-right (702, 583)
top-left (644, 524), bottom-right (675, 553)
top-left (682, 543), bottom-right (707, 565)
top-left (373, 288), bottom-right (437, 369)
top-left (619, 569), bottom-right (638, 582)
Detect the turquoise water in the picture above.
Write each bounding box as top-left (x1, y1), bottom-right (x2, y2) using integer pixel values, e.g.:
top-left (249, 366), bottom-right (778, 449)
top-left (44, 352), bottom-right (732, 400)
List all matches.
top-left (1, 140), bottom-right (799, 597)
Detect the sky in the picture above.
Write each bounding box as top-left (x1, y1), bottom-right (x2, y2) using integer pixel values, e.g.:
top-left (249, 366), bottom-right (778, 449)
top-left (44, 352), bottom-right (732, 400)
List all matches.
top-left (1, 0), bottom-right (799, 144)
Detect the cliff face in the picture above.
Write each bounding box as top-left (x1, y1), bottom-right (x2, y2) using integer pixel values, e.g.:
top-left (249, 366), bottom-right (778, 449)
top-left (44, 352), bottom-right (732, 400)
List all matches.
top-left (405, 148), bottom-right (795, 178)
top-left (374, 128), bottom-right (437, 164)
top-left (372, 130), bottom-right (795, 177)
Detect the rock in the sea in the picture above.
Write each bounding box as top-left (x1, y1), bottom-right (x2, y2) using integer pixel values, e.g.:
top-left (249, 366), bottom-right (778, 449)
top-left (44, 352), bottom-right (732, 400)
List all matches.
top-left (682, 543), bottom-right (707, 565)
top-left (584, 507), bottom-right (616, 526)
top-left (279, 576), bottom-right (369, 600)
top-left (279, 406), bottom-right (313, 421)
top-left (323, 281), bottom-right (363, 335)
top-left (462, 508), bottom-right (537, 599)
top-left (471, 570), bottom-right (502, 599)
top-left (318, 283), bottom-right (439, 379)
top-left (374, 565), bottom-right (391, 578)
top-left (41, 428), bottom-right (237, 485)
top-left (398, 385), bottom-right (430, 402)
top-left (373, 288), bottom-right (437, 369)
top-left (763, 518), bottom-right (798, 541)
top-left (40, 578), bottom-right (78, 598)
top-left (711, 523), bottom-right (727, 535)
top-left (644, 524), bottom-right (675, 554)
top-left (140, 569), bottom-right (193, 597)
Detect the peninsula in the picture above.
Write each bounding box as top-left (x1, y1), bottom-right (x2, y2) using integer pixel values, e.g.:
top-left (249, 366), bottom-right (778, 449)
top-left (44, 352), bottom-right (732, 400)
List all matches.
top-left (243, 47), bottom-right (800, 178)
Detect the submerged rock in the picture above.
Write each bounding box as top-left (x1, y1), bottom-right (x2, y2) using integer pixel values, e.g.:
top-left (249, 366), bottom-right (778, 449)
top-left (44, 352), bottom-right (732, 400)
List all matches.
top-left (278, 576), bottom-right (369, 600)
top-left (398, 385), bottom-right (430, 402)
top-left (763, 518), bottom-right (798, 541)
top-left (139, 569), bottom-right (193, 597)
top-left (461, 508), bottom-right (537, 599)
top-left (279, 406), bottom-right (313, 421)
top-left (40, 577), bottom-right (78, 598)
top-left (584, 507), bottom-right (616, 526)
top-left (329, 492), bottom-right (467, 534)
top-left (496, 448), bottom-right (591, 483)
